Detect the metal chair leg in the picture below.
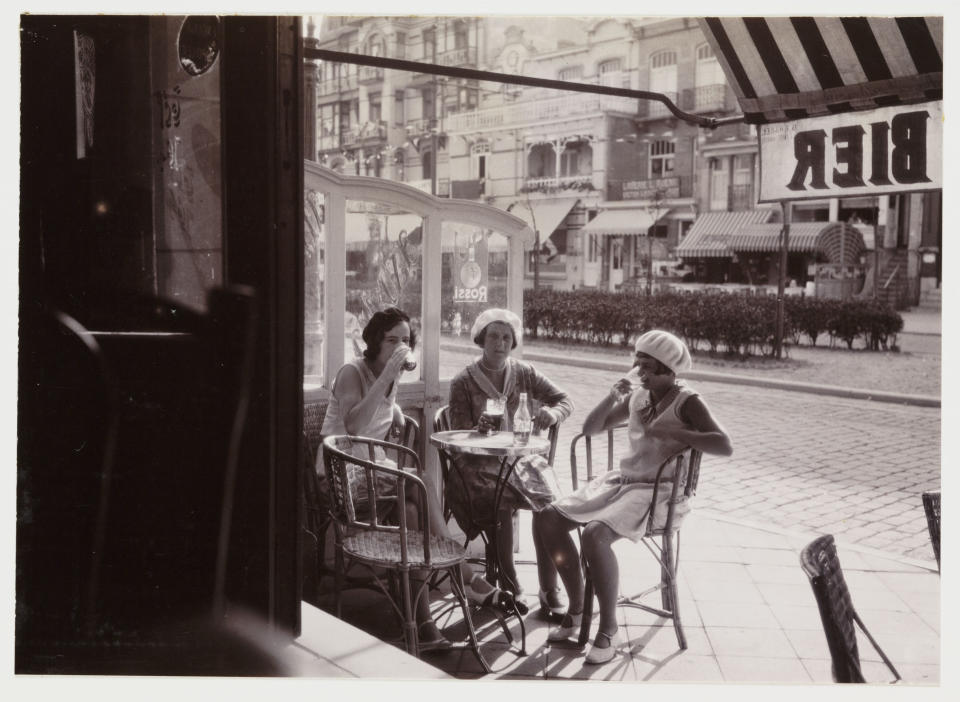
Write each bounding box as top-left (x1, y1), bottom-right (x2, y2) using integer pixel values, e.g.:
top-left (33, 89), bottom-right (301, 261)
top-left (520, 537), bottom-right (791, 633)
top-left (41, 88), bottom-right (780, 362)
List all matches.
top-left (334, 544), bottom-right (344, 618)
top-left (661, 532), bottom-right (686, 649)
top-left (399, 568), bottom-right (418, 657)
top-left (451, 565), bottom-right (491, 673)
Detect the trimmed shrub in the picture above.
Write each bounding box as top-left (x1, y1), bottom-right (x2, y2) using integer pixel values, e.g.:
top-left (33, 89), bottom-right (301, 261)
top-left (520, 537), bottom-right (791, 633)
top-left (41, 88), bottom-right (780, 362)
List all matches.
top-left (523, 288), bottom-right (901, 358)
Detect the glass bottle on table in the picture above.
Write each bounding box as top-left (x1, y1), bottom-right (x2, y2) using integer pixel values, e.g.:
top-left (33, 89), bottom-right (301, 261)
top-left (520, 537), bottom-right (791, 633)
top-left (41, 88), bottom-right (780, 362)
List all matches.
top-left (513, 392), bottom-right (532, 446)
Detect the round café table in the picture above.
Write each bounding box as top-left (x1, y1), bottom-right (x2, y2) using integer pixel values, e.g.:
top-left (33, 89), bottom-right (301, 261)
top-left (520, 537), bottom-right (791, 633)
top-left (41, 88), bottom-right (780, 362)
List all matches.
top-left (429, 429), bottom-right (551, 656)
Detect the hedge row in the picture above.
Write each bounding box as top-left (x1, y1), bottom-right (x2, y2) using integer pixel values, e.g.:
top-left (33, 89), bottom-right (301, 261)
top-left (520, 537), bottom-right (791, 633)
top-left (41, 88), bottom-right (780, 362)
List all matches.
top-left (523, 288), bottom-right (903, 357)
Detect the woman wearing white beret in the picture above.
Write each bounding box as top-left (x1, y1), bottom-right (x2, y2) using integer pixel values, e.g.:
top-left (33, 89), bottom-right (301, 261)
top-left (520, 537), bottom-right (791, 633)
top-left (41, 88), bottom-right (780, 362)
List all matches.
top-left (446, 308), bottom-right (574, 615)
top-left (534, 329), bottom-right (732, 664)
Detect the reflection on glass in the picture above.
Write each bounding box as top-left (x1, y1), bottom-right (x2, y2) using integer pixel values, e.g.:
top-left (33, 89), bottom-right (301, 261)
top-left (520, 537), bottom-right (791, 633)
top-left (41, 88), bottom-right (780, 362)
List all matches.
top-left (345, 199), bottom-right (424, 379)
top-left (304, 189), bottom-right (325, 383)
top-left (178, 16), bottom-right (220, 77)
top-left (440, 222), bottom-right (509, 379)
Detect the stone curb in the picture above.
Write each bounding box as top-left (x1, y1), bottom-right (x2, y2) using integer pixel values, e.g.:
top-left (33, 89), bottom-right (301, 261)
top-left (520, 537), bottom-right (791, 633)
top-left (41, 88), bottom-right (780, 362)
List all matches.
top-left (514, 348), bottom-right (941, 409)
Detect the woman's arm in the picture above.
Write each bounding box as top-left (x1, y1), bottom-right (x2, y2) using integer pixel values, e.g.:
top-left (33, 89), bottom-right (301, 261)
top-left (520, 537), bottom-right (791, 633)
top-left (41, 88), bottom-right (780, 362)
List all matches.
top-left (447, 372), bottom-right (479, 431)
top-left (336, 347), bottom-right (407, 436)
top-left (582, 390), bottom-right (630, 436)
top-left (648, 395), bottom-right (733, 456)
top-left (525, 363), bottom-right (575, 427)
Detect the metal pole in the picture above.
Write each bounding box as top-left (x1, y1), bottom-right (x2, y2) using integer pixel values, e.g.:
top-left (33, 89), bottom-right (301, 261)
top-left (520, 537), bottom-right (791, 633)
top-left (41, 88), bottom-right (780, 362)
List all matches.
top-left (873, 199), bottom-right (880, 301)
top-left (774, 201), bottom-right (791, 359)
top-left (534, 229), bottom-right (540, 290)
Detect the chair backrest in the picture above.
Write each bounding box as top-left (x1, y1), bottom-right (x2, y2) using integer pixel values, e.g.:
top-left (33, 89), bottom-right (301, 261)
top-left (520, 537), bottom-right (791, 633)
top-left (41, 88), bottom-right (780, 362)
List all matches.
top-left (570, 423), bottom-right (702, 494)
top-left (321, 434), bottom-right (432, 566)
top-left (922, 490), bottom-right (940, 569)
top-left (800, 534), bottom-right (901, 683)
top-left (302, 400), bottom-right (331, 539)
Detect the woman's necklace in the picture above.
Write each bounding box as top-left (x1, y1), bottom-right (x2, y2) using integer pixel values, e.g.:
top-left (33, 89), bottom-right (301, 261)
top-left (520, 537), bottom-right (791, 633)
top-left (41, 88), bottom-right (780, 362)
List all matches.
top-left (478, 358), bottom-right (505, 373)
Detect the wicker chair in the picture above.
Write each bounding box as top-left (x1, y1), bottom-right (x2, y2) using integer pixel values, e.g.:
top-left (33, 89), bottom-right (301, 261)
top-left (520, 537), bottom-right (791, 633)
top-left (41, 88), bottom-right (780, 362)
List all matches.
top-left (322, 435), bottom-right (489, 669)
top-left (569, 424), bottom-right (702, 649)
top-left (302, 404), bottom-right (420, 599)
top-left (800, 534), bottom-right (901, 683)
top-left (922, 491), bottom-right (940, 571)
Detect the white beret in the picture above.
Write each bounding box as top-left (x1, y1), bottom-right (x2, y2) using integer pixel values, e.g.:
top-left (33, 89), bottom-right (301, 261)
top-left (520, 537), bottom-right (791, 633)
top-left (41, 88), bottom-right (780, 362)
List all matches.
top-left (634, 329), bottom-right (692, 374)
top-left (471, 308), bottom-right (522, 346)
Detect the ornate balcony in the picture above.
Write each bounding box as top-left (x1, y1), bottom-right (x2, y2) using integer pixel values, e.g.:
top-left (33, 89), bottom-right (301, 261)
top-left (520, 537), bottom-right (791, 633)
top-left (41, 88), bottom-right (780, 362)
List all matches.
top-left (318, 73), bottom-right (358, 97)
top-left (681, 84), bottom-right (728, 113)
top-left (445, 92), bottom-right (639, 134)
top-left (358, 65), bottom-right (384, 83)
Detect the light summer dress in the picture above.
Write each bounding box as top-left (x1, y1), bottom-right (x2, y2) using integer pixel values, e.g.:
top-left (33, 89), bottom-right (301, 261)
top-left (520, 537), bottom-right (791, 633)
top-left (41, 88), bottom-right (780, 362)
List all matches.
top-left (316, 358), bottom-right (403, 505)
top-left (552, 382), bottom-right (697, 540)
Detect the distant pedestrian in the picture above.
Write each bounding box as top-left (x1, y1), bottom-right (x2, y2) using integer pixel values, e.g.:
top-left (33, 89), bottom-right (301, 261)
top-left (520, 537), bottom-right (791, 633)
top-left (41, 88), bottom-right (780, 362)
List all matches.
top-left (533, 329), bottom-right (732, 664)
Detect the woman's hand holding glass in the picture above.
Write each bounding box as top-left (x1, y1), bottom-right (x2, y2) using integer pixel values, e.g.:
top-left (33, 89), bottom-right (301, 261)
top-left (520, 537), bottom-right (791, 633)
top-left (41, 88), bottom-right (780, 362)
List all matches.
top-left (610, 366), bottom-right (641, 401)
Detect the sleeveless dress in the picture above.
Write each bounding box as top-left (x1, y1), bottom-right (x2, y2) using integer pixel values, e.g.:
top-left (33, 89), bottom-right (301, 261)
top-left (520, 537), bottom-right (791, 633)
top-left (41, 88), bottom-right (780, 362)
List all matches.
top-left (552, 382), bottom-right (697, 541)
top-left (316, 358), bottom-right (401, 505)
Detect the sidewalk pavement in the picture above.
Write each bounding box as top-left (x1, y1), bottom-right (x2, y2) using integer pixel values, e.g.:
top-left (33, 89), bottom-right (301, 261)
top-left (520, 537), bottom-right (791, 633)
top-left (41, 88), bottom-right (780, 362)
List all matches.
top-left (305, 509), bottom-right (940, 684)
top-left (900, 307), bottom-right (942, 336)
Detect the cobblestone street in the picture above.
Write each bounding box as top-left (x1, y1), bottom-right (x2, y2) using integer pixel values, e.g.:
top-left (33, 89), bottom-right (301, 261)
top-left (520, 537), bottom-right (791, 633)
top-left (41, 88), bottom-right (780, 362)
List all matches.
top-left (443, 348), bottom-right (941, 564)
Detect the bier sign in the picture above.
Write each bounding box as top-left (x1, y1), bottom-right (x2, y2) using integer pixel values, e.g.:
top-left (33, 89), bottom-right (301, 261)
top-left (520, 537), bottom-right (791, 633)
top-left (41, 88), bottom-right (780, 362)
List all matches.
top-left (759, 101), bottom-right (942, 203)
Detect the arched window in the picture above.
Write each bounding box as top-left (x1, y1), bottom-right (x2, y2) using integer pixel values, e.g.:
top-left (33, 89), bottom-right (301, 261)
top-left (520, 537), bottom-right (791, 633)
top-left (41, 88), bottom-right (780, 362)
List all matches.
top-left (560, 139), bottom-right (593, 177)
top-left (527, 143), bottom-right (556, 179)
top-left (695, 43), bottom-right (726, 111)
top-left (597, 58), bottom-right (625, 87)
top-left (558, 65), bottom-right (583, 81)
top-left (649, 49), bottom-right (678, 116)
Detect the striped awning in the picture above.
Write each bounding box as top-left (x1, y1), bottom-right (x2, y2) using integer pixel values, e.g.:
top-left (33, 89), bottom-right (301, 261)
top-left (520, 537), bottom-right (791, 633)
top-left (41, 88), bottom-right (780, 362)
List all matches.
top-left (676, 210), bottom-right (776, 258)
top-left (729, 222), bottom-right (867, 264)
top-left (698, 17), bottom-right (943, 124)
top-left (581, 207), bottom-right (669, 237)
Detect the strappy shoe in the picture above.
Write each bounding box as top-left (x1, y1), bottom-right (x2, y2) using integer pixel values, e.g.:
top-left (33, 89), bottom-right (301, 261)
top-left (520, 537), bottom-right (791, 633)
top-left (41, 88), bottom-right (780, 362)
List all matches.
top-left (585, 629), bottom-right (619, 664)
top-left (538, 587), bottom-right (566, 618)
top-left (466, 574), bottom-right (524, 614)
top-left (546, 611), bottom-right (583, 642)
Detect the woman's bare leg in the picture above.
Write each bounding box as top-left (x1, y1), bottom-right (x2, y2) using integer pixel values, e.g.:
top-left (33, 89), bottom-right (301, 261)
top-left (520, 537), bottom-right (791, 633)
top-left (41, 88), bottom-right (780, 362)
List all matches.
top-left (580, 521), bottom-right (621, 640)
top-left (533, 506), bottom-right (584, 614)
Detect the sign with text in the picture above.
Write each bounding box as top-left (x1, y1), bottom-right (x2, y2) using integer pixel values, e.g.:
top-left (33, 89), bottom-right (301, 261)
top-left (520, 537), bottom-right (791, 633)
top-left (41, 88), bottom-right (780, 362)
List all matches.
top-left (622, 176), bottom-right (680, 200)
top-left (759, 101), bottom-right (942, 203)
top-left (452, 234), bottom-right (489, 304)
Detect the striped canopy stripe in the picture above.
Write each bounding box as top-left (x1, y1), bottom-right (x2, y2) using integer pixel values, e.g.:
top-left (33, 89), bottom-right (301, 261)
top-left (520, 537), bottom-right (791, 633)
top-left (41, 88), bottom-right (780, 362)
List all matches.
top-left (698, 17), bottom-right (942, 124)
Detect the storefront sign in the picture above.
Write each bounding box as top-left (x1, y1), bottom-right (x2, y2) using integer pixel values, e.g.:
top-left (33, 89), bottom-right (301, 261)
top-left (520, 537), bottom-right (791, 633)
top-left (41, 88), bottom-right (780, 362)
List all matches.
top-left (451, 233), bottom-right (488, 304)
top-left (622, 176), bottom-right (680, 200)
top-left (759, 101), bottom-right (942, 203)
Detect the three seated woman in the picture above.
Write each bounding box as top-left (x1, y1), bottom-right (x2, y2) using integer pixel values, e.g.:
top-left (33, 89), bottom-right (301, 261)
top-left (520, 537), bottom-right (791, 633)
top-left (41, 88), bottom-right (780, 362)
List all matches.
top-left (318, 307), bottom-right (732, 664)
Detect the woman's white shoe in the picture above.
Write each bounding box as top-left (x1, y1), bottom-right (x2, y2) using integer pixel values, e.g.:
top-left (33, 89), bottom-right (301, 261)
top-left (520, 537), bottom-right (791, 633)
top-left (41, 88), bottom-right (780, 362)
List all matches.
top-left (584, 630), bottom-right (619, 664)
top-left (538, 587), bottom-right (567, 617)
top-left (546, 612), bottom-right (583, 642)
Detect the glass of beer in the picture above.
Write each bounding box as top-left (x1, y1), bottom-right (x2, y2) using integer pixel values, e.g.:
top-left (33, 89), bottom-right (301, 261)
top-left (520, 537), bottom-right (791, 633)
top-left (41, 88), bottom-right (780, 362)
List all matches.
top-left (480, 398), bottom-right (505, 435)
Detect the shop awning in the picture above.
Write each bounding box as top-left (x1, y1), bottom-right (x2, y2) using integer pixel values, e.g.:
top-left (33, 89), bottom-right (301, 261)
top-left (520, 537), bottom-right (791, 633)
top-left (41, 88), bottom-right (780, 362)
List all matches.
top-left (581, 207), bottom-right (669, 237)
top-left (698, 17), bottom-right (942, 124)
top-left (508, 198), bottom-right (579, 240)
top-left (676, 210), bottom-right (775, 258)
top-left (731, 222), bottom-right (867, 264)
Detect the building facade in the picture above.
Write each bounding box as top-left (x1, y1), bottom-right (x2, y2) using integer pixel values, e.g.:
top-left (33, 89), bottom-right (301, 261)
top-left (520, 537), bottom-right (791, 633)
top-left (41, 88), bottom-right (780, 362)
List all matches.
top-left (307, 15), bottom-right (941, 307)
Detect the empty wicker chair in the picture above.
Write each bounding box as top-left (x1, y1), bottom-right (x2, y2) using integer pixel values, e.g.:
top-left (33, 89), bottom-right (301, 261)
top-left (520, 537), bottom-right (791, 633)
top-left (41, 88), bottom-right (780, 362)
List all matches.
top-left (922, 491), bottom-right (940, 571)
top-left (322, 434), bottom-right (489, 670)
top-left (800, 534), bottom-right (901, 683)
top-left (569, 424), bottom-right (701, 649)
